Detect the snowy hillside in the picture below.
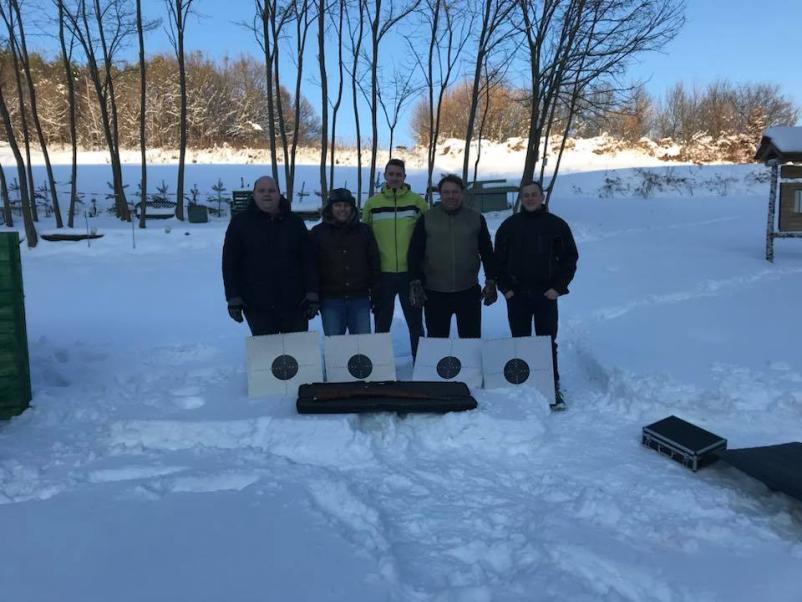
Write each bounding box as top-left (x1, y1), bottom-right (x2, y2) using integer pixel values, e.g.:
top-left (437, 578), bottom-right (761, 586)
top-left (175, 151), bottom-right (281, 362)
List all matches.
top-left (1, 157), bottom-right (801, 601)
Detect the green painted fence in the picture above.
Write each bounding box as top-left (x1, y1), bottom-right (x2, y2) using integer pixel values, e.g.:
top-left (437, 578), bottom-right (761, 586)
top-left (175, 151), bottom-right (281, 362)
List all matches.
top-left (0, 232), bottom-right (31, 420)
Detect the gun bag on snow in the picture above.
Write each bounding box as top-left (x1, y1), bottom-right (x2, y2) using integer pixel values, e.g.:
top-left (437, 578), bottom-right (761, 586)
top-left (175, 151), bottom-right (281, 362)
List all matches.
top-left (296, 380), bottom-right (478, 414)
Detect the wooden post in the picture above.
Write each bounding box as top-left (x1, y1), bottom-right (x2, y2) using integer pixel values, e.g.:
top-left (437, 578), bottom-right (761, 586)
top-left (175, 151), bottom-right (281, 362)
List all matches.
top-left (766, 162), bottom-right (779, 262)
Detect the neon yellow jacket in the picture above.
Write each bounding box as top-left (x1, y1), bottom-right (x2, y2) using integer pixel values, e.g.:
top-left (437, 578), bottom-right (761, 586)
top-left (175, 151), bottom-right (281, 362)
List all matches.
top-left (362, 184), bottom-right (428, 273)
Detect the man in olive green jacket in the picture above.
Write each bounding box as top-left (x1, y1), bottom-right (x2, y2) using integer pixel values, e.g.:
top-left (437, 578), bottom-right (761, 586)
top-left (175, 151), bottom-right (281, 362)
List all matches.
top-left (362, 158), bottom-right (428, 358)
top-left (407, 174), bottom-right (497, 339)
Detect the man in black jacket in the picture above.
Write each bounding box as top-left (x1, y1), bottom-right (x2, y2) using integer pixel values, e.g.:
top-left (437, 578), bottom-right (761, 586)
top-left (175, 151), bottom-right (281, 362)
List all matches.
top-left (407, 174), bottom-right (497, 339)
top-left (222, 176), bottom-right (319, 336)
top-left (495, 182), bottom-right (578, 408)
top-left (310, 188), bottom-right (380, 336)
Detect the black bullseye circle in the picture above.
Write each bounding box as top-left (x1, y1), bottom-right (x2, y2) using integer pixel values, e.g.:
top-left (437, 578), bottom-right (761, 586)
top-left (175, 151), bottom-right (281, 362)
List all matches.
top-left (503, 358), bottom-right (530, 385)
top-left (348, 353), bottom-right (373, 379)
top-left (436, 356), bottom-right (462, 379)
top-left (271, 354), bottom-right (299, 380)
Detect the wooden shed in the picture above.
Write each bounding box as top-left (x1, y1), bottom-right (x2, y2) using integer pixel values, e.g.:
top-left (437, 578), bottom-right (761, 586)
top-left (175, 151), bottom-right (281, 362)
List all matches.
top-left (755, 127), bottom-right (802, 261)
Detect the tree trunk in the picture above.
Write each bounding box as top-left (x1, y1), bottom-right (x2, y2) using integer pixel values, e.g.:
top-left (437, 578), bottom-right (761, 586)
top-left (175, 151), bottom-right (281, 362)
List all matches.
top-left (175, 0), bottom-right (188, 221)
top-left (91, 0), bottom-right (130, 221)
top-left (11, 0), bottom-right (62, 227)
top-left (4, 16), bottom-right (36, 221)
top-left (260, 2), bottom-right (280, 186)
top-left (328, 0), bottom-right (345, 188)
top-left (57, 0), bottom-right (79, 228)
top-left (0, 83), bottom-right (36, 246)
top-left (0, 163), bottom-right (11, 227)
top-left (289, 0), bottom-right (311, 203)
top-left (137, 0), bottom-right (147, 228)
top-left (348, 0), bottom-right (365, 207)
top-left (368, 0), bottom-right (381, 197)
top-left (317, 0), bottom-right (328, 200)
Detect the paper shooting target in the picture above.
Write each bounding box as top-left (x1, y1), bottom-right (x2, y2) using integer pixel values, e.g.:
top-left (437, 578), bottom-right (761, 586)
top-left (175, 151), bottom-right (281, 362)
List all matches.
top-left (413, 338), bottom-right (482, 388)
top-left (482, 336), bottom-right (555, 403)
top-left (246, 331), bottom-right (322, 396)
top-left (324, 333), bottom-right (396, 382)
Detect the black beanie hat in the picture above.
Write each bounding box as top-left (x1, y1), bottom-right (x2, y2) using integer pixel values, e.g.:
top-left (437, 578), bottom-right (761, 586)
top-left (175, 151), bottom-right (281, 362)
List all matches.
top-left (327, 188), bottom-right (356, 207)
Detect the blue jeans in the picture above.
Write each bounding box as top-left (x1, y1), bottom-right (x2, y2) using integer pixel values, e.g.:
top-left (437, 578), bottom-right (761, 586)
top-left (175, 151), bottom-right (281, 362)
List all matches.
top-left (320, 296), bottom-right (372, 336)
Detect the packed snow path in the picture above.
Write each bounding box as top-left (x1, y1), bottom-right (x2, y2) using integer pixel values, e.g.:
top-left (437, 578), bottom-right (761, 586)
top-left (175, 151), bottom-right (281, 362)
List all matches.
top-left (2, 172), bottom-right (802, 601)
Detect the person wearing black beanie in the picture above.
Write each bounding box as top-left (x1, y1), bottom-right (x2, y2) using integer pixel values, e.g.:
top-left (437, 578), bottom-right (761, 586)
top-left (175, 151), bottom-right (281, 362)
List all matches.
top-left (310, 188), bottom-right (381, 335)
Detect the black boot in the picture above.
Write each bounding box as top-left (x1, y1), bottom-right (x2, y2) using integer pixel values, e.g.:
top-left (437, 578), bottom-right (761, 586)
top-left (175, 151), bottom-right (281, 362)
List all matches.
top-left (550, 385), bottom-right (566, 411)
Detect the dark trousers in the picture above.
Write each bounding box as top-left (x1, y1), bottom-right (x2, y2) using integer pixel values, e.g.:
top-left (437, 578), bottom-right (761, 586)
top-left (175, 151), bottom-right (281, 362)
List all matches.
top-left (374, 272), bottom-right (425, 358)
top-left (424, 285), bottom-right (481, 339)
top-left (506, 291), bottom-right (560, 385)
top-left (244, 308), bottom-right (308, 336)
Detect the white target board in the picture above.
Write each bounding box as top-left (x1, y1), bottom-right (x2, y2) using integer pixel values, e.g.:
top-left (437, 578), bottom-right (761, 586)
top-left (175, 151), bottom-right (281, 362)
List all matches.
top-left (481, 336), bottom-right (555, 403)
top-left (323, 333), bottom-right (396, 382)
top-left (412, 337), bottom-right (483, 388)
top-left (246, 331), bottom-right (322, 396)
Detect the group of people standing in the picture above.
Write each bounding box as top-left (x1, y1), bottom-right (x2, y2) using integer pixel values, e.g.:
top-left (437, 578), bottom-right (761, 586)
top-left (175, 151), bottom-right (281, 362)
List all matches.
top-left (222, 159), bottom-right (578, 408)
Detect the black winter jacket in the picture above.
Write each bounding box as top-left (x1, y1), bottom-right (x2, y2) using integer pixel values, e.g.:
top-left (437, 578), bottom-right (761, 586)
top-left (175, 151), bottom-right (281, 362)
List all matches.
top-left (310, 208), bottom-right (380, 298)
top-left (494, 207), bottom-right (578, 295)
top-left (222, 199), bottom-right (317, 311)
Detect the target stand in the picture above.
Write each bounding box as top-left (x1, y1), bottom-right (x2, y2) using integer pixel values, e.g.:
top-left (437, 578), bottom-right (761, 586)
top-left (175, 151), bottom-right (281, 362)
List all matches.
top-left (323, 333), bottom-right (396, 382)
top-left (481, 336), bottom-right (555, 403)
top-left (412, 338), bottom-right (483, 388)
top-left (246, 331), bottom-right (322, 396)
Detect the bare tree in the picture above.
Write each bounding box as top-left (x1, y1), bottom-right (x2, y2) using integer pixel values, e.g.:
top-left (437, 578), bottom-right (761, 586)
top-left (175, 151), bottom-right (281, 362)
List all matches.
top-left (460, 0), bottom-right (515, 184)
top-left (283, 0), bottom-right (312, 202)
top-left (165, 0), bottom-right (195, 221)
top-left (408, 0), bottom-right (470, 203)
top-left (56, 0), bottom-right (80, 227)
top-left (327, 0), bottom-right (345, 187)
top-left (365, 0), bottom-right (420, 197)
top-left (316, 0), bottom-right (328, 199)
top-left (136, 0), bottom-right (147, 227)
top-left (62, 0), bottom-right (135, 221)
top-left (1, 4), bottom-right (36, 221)
top-left (5, 0), bottom-right (63, 226)
top-left (344, 0), bottom-right (366, 206)
top-left (517, 0), bottom-right (684, 205)
top-left (377, 65), bottom-right (418, 159)
top-left (254, 0), bottom-right (286, 186)
top-left (472, 60), bottom-right (509, 184)
top-left (0, 80), bottom-right (36, 245)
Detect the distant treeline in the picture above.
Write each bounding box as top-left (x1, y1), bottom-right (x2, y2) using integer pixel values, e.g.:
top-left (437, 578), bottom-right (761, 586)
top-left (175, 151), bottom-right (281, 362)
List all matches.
top-left (0, 51), bottom-right (320, 149)
top-left (411, 79), bottom-right (799, 153)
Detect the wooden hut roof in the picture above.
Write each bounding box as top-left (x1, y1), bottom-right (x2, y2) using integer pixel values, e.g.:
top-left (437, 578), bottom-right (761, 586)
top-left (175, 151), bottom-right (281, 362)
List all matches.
top-left (755, 127), bottom-right (802, 164)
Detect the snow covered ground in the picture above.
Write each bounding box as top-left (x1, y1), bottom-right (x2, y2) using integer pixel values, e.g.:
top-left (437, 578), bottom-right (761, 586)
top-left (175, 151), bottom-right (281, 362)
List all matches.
top-left (1, 153), bottom-right (801, 601)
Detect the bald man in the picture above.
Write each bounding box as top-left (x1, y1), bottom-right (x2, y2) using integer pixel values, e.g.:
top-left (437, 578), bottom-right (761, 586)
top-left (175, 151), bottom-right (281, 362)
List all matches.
top-left (222, 176), bottom-right (319, 335)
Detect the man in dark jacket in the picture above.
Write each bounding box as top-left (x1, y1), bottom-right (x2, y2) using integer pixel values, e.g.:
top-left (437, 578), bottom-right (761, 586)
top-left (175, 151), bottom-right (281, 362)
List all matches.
top-left (310, 188), bottom-right (380, 336)
top-left (407, 174), bottom-right (497, 339)
top-left (222, 176), bottom-right (319, 336)
top-left (495, 182), bottom-right (578, 409)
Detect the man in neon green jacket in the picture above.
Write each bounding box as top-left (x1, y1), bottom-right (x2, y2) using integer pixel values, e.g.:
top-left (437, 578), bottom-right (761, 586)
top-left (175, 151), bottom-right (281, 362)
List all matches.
top-left (362, 158), bottom-right (428, 358)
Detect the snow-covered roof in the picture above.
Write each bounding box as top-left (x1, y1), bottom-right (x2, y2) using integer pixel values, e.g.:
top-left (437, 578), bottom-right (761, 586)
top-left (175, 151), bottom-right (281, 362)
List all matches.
top-left (755, 126), bottom-right (802, 163)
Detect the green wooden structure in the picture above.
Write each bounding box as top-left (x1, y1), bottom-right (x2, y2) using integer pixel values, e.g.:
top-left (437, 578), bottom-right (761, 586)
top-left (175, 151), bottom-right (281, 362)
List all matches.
top-left (464, 180), bottom-right (517, 213)
top-left (0, 232), bottom-right (31, 420)
top-left (230, 190), bottom-right (253, 218)
top-left (187, 204), bottom-right (209, 223)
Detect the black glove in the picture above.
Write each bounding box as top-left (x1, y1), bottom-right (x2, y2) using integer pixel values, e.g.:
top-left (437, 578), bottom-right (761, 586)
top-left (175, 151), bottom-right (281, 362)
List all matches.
top-left (409, 279), bottom-right (427, 308)
top-left (302, 293), bottom-right (320, 320)
top-left (482, 279), bottom-right (498, 306)
top-left (227, 297), bottom-right (244, 323)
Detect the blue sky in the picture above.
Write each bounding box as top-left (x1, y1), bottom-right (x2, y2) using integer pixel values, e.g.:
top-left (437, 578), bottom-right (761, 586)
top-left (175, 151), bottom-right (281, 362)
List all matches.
top-left (69, 1), bottom-right (802, 145)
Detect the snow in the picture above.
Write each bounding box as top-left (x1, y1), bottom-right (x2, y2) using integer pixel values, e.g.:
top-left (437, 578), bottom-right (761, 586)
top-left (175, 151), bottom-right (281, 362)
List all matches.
top-left (764, 126), bottom-right (802, 153)
top-left (1, 149), bottom-right (802, 601)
